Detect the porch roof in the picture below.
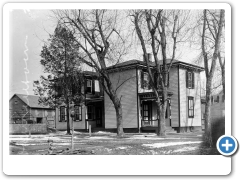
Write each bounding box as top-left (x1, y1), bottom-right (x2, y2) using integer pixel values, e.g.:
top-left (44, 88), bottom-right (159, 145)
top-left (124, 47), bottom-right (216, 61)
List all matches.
top-left (139, 91), bottom-right (173, 100)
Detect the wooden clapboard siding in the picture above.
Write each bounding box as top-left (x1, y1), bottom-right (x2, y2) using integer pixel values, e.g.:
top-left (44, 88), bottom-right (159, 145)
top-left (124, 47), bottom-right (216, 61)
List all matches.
top-left (9, 95), bottom-right (55, 124)
top-left (55, 104), bottom-right (86, 130)
top-left (105, 68), bottom-right (138, 129)
top-left (179, 68), bottom-right (201, 127)
top-left (9, 95), bottom-right (31, 120)
top-left (168, 67), bottom-right (179, 127)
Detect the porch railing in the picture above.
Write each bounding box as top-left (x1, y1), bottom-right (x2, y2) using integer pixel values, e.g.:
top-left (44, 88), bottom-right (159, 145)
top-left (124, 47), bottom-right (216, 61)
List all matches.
top-left (142, 119), bottom-right (159, 127)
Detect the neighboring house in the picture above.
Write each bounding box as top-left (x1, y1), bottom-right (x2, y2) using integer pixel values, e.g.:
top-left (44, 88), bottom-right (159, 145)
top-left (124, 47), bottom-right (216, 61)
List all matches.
top-left (104, 57), bottom-right (204, 133)
top-left (55, 71), bottom-right (104, 130)
top-left (201, 90), bottom-right (225, 130)
top-left (9, 94), bottom-right (55, 134)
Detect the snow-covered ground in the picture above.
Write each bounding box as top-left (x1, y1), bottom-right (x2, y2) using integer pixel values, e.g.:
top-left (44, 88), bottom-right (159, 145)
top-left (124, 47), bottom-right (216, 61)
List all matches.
top-left (142, 141), bottom-right (202, 148)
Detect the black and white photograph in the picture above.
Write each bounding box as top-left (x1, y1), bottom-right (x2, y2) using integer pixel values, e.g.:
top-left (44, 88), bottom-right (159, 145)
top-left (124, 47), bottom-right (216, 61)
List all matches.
top-left (2, 2), bottom-right (234, 176)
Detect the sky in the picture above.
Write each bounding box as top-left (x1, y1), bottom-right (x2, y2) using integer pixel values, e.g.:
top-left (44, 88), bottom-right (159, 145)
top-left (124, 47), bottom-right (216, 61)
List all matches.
top-left (9, 9), bottom-right (56, 98)
top-left (8, 9), bottom-right (204, 99)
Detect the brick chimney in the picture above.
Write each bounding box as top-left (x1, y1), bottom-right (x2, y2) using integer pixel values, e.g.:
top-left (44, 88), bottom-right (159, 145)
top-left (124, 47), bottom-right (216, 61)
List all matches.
top-left (143, 53), bottom-right (153, 62)
top-left (147, 53), bottom-right (153, 62)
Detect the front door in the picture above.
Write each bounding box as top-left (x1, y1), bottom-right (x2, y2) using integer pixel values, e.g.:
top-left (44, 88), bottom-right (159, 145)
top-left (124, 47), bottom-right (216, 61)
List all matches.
top-left (142, 101), bottom-right (152, 125)
top-left (95, 107), bottom-right (102, 127)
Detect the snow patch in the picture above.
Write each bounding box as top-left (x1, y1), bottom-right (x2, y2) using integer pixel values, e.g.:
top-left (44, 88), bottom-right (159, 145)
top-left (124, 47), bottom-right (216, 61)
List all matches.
top-left (173, 146), bottom-right (198, 153)
top-left (88, 136), bottom-right (112, 139)
top-left (142, 141), bottom-right (202, 148)
top-left (95, 131), bottom-right (113, 134)
top-left (116, 147), bottom-right (127, 150)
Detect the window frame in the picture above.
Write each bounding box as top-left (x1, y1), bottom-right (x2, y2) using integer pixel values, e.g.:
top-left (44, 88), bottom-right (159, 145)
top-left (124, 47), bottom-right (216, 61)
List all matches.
top-left (86, 105), bottom-right (94, 120)
top-left (188, 96), bottom-right (194, 118)
top-left (142, 71), bottom-right (149, 89)
top-left (186, 71), bottom-right (194, 89)
top-left (59, 106), bottom-right (66, 122)
top-left (74, 105), bottom-right (82, 121)
top-left (86, 79), bottom-right (93, 94)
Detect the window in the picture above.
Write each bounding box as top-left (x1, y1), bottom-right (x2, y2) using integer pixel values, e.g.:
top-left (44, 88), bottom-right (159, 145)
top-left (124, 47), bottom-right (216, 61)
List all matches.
top-left (86, 105), bottom-right (94, 120)
top-left (188, 97), bottom-right (194, 118)
top-left (215, 96), bottom-right (219, 103)
top-left (86, 79), bottom-right (93, 94)
top-left (37, 118), bottom-right (42, 124)
top-left (141, 71), bottom-right (150, 89)
top-left (74, 105), bottom-right (82, 121)
top-left (186, 71), bottom-right (194, 89)
top-left (222, 94), bottom-right (225, 102)
top-left (60, 106), bottom-right (66, 122)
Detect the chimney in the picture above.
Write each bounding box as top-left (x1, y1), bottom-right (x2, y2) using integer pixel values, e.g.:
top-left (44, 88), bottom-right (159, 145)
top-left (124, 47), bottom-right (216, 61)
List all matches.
top-left (147, 53), bottom-right (153, 62)
top-left (143, 53), bottom-right (153, 62)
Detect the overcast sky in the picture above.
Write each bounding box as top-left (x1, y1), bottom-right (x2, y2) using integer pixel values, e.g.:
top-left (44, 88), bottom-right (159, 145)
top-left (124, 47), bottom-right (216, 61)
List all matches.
top-left (9, 9), bottom-right (202, 99)
top-left (9, 9), bottom-right (56, 98)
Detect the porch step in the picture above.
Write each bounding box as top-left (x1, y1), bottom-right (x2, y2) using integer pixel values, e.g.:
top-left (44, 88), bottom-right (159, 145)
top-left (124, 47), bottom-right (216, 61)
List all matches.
top-left (91, 128), bottom-right (106, 133)
top-left (165, 126), bottom-right (177, 133)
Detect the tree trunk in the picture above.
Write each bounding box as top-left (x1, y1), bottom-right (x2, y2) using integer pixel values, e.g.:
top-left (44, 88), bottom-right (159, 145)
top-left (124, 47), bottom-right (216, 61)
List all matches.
top-left (66, 99), bottom-right (71, 135)
top-left (104, 75), bottom-right (124, 136)
top-left (204, 79), bottom-right (213, 147)
top-left (156, 89), bottom-right (167, 137)
top-left (221, 67), bottom-right (225, 98)
top-left (113, 97), bottom-right (124, 136)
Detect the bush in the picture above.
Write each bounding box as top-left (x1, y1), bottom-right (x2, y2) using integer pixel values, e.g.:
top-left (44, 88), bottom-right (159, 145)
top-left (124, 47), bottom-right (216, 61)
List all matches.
top-left (211, 117), bottom-right (225, 147)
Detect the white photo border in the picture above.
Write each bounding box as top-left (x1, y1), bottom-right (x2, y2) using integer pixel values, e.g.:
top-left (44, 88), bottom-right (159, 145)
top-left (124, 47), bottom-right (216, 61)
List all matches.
top-left (3, 2), bottom-right (231, 175)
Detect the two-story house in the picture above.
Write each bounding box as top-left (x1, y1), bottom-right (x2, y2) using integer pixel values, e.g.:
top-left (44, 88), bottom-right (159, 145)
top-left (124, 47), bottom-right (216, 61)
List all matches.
top-left (54, 71), bottom-right (104, 131)
top-left (104, 57), bottom-right (204, 133)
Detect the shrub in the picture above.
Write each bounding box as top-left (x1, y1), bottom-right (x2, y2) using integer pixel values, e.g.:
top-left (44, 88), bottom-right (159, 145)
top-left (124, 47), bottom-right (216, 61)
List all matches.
top-left (211, 117), bottom-right (225, 147)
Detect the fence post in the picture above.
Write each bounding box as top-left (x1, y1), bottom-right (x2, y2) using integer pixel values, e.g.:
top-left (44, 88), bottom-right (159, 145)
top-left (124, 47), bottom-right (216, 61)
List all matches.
top-left (89, 124), bottom-right (91, 136)
top-left (28, 124), bottom-right (31, 138)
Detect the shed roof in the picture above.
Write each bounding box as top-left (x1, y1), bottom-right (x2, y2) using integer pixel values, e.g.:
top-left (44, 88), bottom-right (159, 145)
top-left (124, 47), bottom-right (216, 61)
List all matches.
top-left (11, 94), bottom-right (54, 109)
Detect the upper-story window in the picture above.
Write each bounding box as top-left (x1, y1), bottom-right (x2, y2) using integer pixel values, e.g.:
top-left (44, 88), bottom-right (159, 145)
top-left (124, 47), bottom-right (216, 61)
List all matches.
top-left (86, 79), bottom-right (93, 94)
top-left (186, 71), bottom-right (194, 89)
top-left (141, 70), bottom-right (150, 89)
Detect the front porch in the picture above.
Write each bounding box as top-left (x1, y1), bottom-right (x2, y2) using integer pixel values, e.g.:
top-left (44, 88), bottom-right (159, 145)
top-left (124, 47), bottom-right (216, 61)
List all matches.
top-left (139, 92), bottom-right (175, 133)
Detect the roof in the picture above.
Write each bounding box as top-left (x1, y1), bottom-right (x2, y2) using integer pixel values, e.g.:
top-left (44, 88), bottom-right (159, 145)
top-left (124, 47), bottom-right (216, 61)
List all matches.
top-left (83, 71), bottom-right (99, 77)
top-left (106, 59), bottom-right (204, 71)
top-left (11, 94), bottom-right (54, 109)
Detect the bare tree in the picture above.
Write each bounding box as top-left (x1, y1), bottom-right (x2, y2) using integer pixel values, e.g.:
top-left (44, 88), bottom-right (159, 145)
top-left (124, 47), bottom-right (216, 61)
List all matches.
top-left (52, 10), bottom-right (132, 136)
top-left (201, 9), bottom-right (225, 147)
top-left (131, 9), bottom-right (190, 136)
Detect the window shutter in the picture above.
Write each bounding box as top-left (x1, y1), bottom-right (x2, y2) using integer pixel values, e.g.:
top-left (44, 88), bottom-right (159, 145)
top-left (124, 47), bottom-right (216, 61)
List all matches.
top-left (92, 80), bottom-right (95, 94)
top-left (192, 72), bottom-right (195, 89)
top-left (86, 106), bottom-right (88, 119)
top-left (186, 71), bottom-right (188, 88)
top-left (64, 107), bottom-right (67, 121)
top-left (84, 79), bottom-right (87, 94)
top-left (59, 108), bottom-right (61, 122)
top-left (141, 71), bottom-right (144, 88)
top-left (148, 74), bottom-right (151, 90)
top-left (79, 106), bottom-right (82, 121)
